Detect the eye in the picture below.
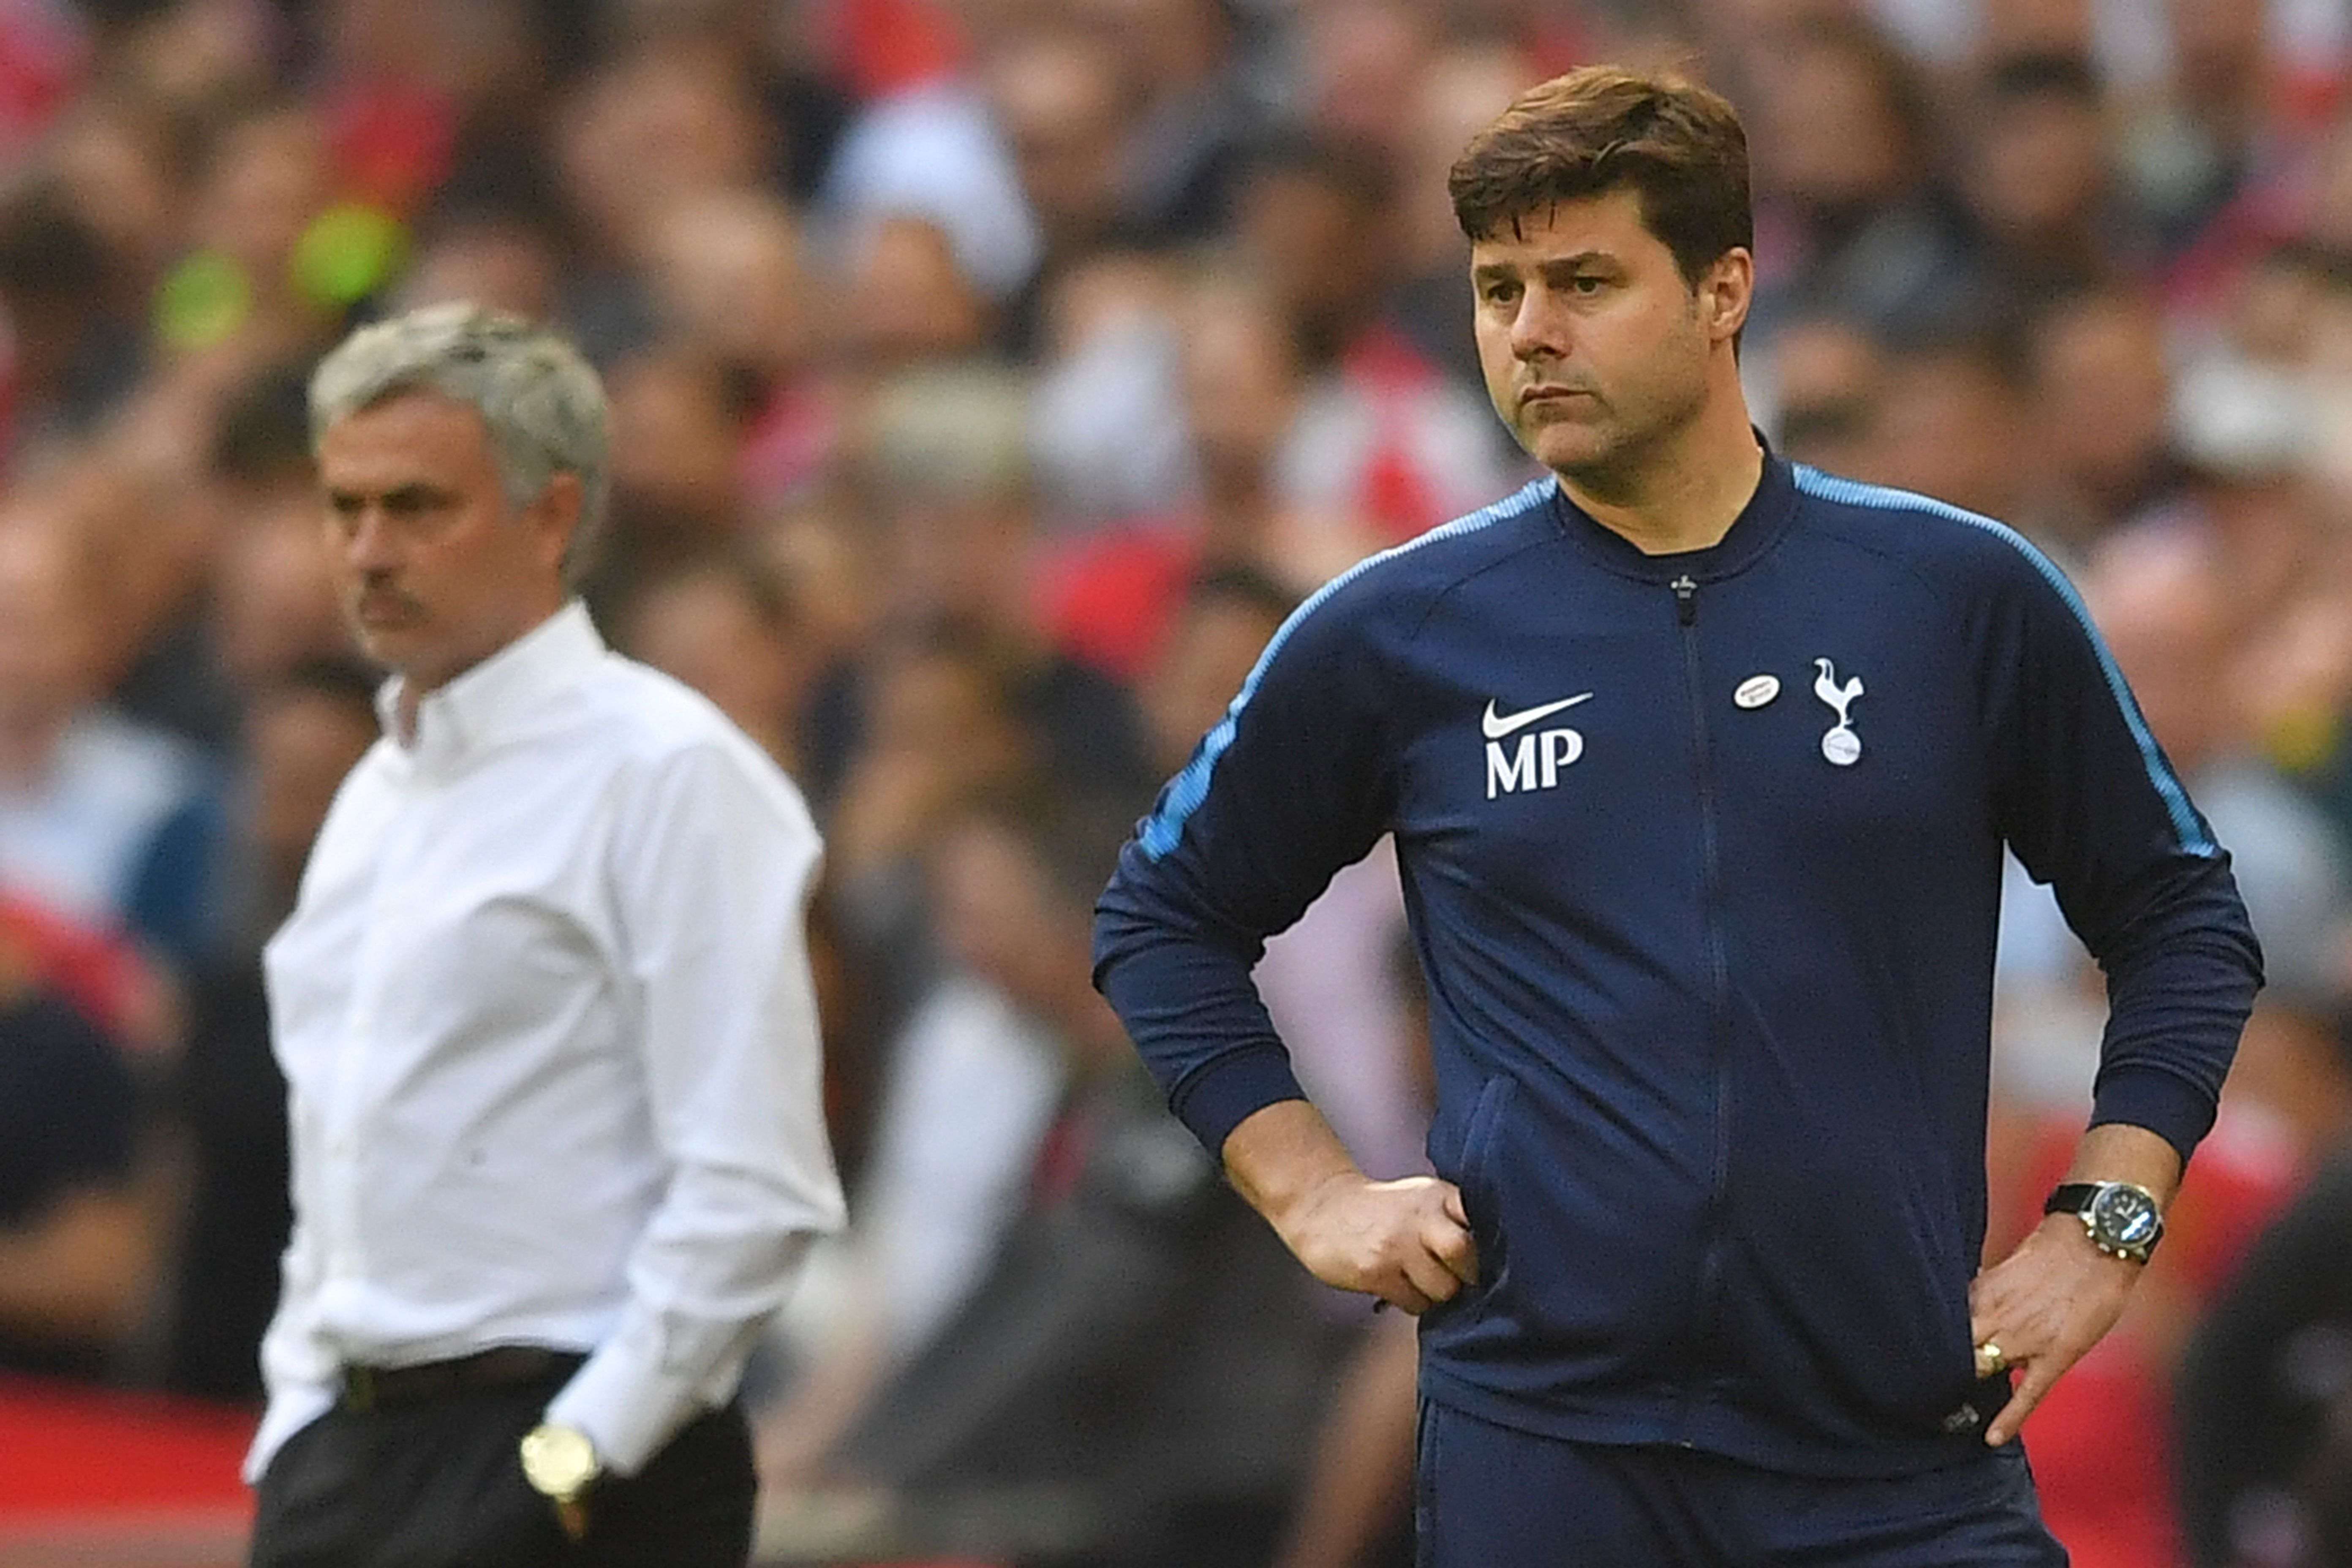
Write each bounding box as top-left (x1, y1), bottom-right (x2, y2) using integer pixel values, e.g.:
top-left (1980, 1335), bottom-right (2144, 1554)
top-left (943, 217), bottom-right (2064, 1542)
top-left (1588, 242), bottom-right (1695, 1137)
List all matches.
top-left (1480, 278), bottom-right (1521, 307)
top-left (1569, 275), bottom-right (1606, 296)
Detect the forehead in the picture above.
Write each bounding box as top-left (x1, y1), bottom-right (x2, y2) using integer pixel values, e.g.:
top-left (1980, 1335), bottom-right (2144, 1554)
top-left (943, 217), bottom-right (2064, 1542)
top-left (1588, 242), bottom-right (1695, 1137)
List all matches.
top-left (1468, 187), bottom-right (1662, 267)
top-left (317, 390), bottom-right (498, 484)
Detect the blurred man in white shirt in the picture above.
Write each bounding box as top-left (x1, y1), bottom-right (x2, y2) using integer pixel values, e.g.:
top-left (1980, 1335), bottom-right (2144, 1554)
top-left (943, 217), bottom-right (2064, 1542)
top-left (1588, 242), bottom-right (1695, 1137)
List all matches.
top-left (245, 303), bottom-right (844, 1568)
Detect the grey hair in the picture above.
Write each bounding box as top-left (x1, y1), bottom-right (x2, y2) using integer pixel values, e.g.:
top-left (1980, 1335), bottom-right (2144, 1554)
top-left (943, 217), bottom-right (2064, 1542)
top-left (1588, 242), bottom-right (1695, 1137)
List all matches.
top-left (309, 302), bottom-right (611, 582)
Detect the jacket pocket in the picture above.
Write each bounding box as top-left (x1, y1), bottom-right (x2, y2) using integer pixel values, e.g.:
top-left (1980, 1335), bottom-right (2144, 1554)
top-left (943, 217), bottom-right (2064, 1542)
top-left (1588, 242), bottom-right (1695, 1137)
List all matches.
top-left (1451, 1075), bottom-right (1516, 1311)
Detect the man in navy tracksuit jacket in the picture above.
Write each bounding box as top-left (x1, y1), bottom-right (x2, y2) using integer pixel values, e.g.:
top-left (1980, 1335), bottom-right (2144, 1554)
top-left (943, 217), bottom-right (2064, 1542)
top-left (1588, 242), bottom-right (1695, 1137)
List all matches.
top-left (1094, 67), bottom-right (2261, 1564)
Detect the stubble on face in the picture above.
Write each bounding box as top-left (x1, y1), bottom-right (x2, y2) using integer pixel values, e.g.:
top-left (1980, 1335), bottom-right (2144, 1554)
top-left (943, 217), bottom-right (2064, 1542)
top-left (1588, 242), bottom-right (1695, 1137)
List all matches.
top-left (1471, 191), bottom-right (1718, 498)
top-left (1527, 291), bottom-right (1711, 504)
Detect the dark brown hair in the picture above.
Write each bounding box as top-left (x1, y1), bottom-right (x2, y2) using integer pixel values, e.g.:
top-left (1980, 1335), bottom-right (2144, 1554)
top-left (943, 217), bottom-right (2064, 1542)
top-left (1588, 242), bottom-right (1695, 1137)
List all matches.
top-left (1449, 66), bottom-right (1752, 286)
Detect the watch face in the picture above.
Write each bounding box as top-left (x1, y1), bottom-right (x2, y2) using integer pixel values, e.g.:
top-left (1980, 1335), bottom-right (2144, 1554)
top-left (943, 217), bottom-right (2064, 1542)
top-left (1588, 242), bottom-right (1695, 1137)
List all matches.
top-left (2089, 1184), bottom-right (2160, 1250)
top-left (521, 1425), bottom-right (599, 1496)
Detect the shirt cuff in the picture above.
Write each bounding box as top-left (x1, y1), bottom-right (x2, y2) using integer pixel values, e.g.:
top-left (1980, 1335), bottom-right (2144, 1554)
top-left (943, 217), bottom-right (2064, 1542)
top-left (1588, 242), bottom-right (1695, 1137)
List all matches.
top-left (2089, 1062), bottom-right (2221, 1167)
top-left (543, 1309), bottom-right (762, 1476)
top-left (1169, 1043), bottom-right (1307, 1155)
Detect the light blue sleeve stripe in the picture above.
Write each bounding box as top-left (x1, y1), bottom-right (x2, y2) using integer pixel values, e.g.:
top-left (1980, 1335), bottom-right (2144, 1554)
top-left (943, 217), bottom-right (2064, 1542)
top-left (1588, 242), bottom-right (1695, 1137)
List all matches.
top-left (1138, 476), bottom-right (1559, 861)
top-left (1790, 465), bottom-right (2216, 858)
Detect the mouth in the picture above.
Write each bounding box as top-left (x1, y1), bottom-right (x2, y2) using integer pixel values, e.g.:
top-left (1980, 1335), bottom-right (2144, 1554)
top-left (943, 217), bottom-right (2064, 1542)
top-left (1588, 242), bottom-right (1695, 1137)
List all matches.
top-left (1519, 386), bottom-right (1592, 407)
top-left (353, 594), bottom-right (422, 630)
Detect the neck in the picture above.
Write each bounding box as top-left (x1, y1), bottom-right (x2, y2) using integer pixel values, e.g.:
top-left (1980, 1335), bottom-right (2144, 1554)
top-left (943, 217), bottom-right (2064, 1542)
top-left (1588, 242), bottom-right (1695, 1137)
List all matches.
top-left (392, 597), bottom-right (571, 746)
top-left (1558, 373), bottom-right (1764, 555)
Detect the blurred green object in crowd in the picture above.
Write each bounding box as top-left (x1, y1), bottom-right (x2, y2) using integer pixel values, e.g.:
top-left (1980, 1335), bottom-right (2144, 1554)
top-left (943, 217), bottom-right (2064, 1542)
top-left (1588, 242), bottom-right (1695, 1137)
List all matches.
top-left (155, 250), bottom-right (251, 349)
top-left (292, 204), bottom-right (408, 311)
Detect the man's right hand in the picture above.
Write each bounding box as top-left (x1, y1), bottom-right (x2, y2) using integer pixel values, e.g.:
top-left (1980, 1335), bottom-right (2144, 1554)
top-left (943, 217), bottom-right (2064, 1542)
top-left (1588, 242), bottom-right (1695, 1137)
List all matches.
top-left (1275, 1173), bottom-right (1480, 1315)
top-left (1222, 1100), bottom-right (1480, 1315)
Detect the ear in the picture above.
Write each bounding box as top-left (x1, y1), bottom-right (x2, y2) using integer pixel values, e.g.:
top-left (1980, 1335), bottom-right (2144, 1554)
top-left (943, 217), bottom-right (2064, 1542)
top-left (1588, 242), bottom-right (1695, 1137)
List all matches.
top-left (523, 472), bottom-right (585, 577)
top-left (1700, 248), bottom-right (1754, 345)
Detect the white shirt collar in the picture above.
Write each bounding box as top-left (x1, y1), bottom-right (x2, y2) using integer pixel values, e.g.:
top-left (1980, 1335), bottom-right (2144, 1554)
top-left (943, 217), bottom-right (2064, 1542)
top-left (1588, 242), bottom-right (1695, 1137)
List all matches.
top-left (377, 600), bottom-right (606, 771)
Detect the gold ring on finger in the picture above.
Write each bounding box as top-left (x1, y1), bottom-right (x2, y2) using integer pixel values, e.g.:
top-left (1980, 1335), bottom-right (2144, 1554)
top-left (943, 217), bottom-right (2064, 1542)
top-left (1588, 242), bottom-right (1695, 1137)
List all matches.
top-left (1974, 1339), bottom-right (2007, 1379)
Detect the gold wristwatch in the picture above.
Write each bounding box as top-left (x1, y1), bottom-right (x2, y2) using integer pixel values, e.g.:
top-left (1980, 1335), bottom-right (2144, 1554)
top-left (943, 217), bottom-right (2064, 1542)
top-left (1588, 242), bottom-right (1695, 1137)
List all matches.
top-left (519, 1422), bottom-right (601, 1541)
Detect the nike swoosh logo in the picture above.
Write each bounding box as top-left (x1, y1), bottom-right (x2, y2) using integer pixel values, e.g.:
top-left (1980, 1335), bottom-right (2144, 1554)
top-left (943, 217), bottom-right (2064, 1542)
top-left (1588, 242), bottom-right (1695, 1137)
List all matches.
top-left (1481, 693), bottom-right (1593, 739)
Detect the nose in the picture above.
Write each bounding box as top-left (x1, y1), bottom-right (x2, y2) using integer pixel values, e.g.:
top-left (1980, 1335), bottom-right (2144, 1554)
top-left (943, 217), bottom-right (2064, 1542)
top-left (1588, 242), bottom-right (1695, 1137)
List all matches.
top-left (1508, 286), bottom-right (1570, 363)
top-left (341, 505), bottom-right (400, 572)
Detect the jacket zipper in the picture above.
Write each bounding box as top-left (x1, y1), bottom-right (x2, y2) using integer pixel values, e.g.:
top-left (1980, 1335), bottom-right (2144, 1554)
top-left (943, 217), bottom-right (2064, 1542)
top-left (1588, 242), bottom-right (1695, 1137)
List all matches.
top-left (1672, 573), bottom-right (1734, 1442)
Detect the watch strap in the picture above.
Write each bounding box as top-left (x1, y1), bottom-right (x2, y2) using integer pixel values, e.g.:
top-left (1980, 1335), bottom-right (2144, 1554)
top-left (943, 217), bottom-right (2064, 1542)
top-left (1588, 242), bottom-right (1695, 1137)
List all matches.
top-left (2042, 1182), bottom-right (2100, 1216)
top-left (2043, 1179), bottom-right (2163, 1260)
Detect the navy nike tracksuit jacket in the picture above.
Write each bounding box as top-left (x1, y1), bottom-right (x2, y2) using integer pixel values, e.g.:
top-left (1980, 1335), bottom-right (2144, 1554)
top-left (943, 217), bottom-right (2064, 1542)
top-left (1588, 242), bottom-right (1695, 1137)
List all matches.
top-left (1092, 454), bottom-right (2262, 1477)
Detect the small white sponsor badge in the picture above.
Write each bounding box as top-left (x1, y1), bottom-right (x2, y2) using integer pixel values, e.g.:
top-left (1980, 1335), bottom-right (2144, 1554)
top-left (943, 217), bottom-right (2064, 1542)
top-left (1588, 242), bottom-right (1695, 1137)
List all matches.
top-left (1734, 674), bottom-right (1780, 709)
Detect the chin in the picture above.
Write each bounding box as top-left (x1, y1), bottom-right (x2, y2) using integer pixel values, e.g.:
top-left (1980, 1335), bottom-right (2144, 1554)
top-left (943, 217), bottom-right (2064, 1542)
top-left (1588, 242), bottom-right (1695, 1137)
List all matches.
top-left (1526, 424), bottom-right (1617, 477)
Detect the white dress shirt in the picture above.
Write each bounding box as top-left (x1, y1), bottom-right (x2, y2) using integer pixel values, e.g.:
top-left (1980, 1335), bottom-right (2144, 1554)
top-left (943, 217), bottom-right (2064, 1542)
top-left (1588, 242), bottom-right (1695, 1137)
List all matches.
top-left (248, 602), bottom-right (845, 1480)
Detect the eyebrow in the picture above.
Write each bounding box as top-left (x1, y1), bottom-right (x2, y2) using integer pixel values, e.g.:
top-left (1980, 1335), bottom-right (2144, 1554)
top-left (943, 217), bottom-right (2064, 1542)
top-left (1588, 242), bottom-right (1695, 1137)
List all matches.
top-left (1472, 250), bottom-right (1617, 280)
top-left (326, 481), bottom-right (459, 509)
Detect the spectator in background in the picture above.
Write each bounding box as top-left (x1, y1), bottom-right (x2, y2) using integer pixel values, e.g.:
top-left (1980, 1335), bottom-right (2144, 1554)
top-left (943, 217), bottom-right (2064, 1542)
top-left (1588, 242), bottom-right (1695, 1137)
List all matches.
top-left (1861, 326), bottom-right (2034, 525)
top-left (581, 347), bottom-right (751, 628)
top-left (1026, 248), bottom-right (1193, 534)
top-left (40, 94), bottom-right (188, 317)
top-left (1745, 14), bottom-right (1991, 347)
top-left (1037, 268), bottom-right (1378, 684)
top-left (2021, 285), bottom-right (2188, 559)
top-left (755, 767), bottom-right (1070, 1503)
top-left (0, 917), bottom-right (152, 1380)
top-left (1753, 311), bottom-right (1887, 475)
top-left (984, 24), bottom-right (1141, 354)
top-left (1958, 53), bottom-right (2129, 303)
top-left (0, 512), bottom-right (224, 971)
top-left (2176, 1141), bottom-right (2352, 1568)
top-left (397, 201), bottom-right (566, 324)
top-left (1087, 0), bottom-right (1272, 248)
top-left (816, 792), bottom-right (1347, 1568)
top-left (1235, 139), bottom-right (1521, 542)
top-left (811, 363), bottom-right (1156, 819)
top-left (836, 210), bottom-right (999, 374)
top-left (163, 657), bottom-right (381, 1403)
top-left (645, 189), bottom-right (841, 510)
top-left (207, 359), bottom-right (367, 706)
top-left (214, 496), bottom-right (358, 696)
top-left (619, 553), bottom-right (822, 777)
top-left (2116, 0), bottom-right (2290, 262)
top-left (0, 182), bottom-right (144, 454)
top-left (819, 627), bottom-right (1048, 1069)
top-left (1291, 0), bottom-right (1440, 166)
top-left (553, 37), bottom-right (775, 365)
top-left (1234, 137), bottom-right (1396, 373)
top-left (819, 11), bottom-right (1043, 310)
top-left (1963, 0), bottom-right (2099, 69)
top-left (173, 102), bottom-right (338, 366)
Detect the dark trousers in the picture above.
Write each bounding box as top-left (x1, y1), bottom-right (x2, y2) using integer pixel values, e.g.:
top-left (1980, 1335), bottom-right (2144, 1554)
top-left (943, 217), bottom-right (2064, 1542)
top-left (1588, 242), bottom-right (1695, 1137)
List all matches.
top-left (249, 1382), bottom-right (756, 1568)
top-left (1415, 1401), bottom-right (2069, 1568)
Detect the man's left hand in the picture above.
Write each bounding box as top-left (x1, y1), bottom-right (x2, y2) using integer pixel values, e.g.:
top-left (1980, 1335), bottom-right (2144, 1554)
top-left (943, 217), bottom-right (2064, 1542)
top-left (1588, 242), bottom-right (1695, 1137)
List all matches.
top-left (1966, 1214), bottom-right (2141, 1446)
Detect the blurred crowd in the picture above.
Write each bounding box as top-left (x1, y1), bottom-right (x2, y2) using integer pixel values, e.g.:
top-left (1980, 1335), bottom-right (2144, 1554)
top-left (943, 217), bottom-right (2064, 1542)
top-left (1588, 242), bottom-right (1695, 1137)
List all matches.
top-left (4, 0), bottom-right (2352, 1564)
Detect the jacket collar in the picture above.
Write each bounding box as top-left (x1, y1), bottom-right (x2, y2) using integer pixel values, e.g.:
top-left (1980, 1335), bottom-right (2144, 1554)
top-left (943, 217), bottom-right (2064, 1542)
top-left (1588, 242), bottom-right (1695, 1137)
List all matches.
top-left (1550, 437), bottom-right (1800, 586)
